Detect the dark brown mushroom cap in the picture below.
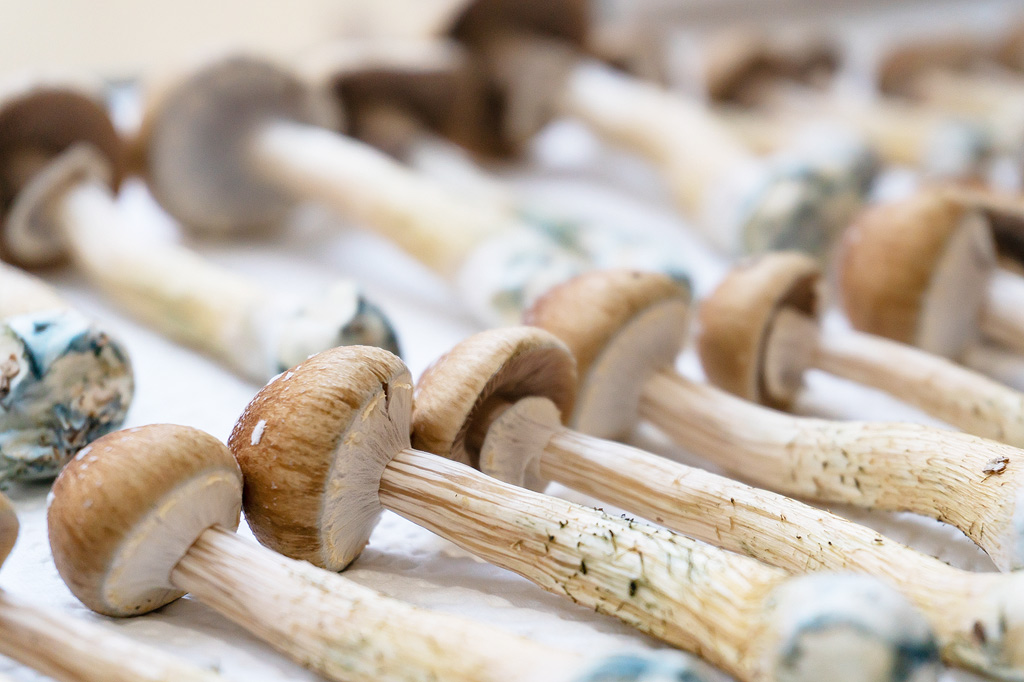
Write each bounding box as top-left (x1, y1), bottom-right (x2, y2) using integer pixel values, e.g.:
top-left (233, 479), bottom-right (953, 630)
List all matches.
top-left (139, 54), bottom-right (338, 235)
top-left (47, 425), bottom-right (242, 617)
top-left (229, 346), bottom-right (411, 572)
top-left (445, 0), bottom-right (589, 49)
top-left (0, 493), bottom-right (17, 568)
top-left (876, 36), bottom-right (987, 96)
top-left (0, 78), bottom-right (125, 267)
top-left (525, 270), bottom-right (690, 440)
top-left (838, 188), bottom-right (995, 358)
top-left (411, 326), bottom-right (576, 467)
top-left (698, 252), bottom-right (820, 410)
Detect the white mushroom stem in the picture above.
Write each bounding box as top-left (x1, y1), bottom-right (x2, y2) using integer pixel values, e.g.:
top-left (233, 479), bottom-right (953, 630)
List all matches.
top-left (379, 446), bottom-right (804, 682)
top-left (981, 267), bottom-right (1024, 357)
top-left (0, 262), bottom-right (66, 318)
top-left (252, 119), bottom-right (520, 278)
top-left (768, 307), bottom-right (1024, 446)
top-left (637, 370), bottom-right (1024, 571)
top-left (169, 524), bottom-right (586, 682)
top-left (0, 589), bottom-right (223, 682)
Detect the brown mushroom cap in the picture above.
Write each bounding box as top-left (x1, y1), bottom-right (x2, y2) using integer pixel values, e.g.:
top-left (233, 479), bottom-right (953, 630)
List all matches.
top-left (229, 346), bottom-right (410, 572)
top-left (838, 188), bottom-right (996, 358)
top-left (411, 326), bottom-right (576, 467)
top-left (524, 270), bottom-right (690, 441)
top-left (0, 77), bottom-right (125, 267)
top-left (47, 424), bottom-right (242, 617)
top-left (140, 55), bottom-right (338, 235)
top-left (876, 36), bottom-right (986, 97)
top-left (999, 25), bottom-right (1024, 72)
top-left (0, 493), bottom-right (17, 568)
top-left (697, 252), bottom-right (821, 410)
top-left (445, 0), bottom-right (589, 49)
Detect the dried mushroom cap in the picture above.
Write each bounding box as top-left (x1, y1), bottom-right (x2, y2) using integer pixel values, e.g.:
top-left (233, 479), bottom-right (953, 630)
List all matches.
top-left (698, 252), bottom-right (820, 410)
top-left (0, 492), bottom-right (17, 567)
top-left (525, 270), bottom-right (690, 440)
top-left (140, 54), bottom-right (338, 234)
top-left (411, 326), bottom-right (576, 466)
top-left (446, 0), bottom-right (589, 49)
top-left (999, 25), bottom-right (1024, 72)
top-left (838, 188), bottom-right (995, 358)
top-left (229, 346), bottom-right (411, 572)
top-left (47, 425), bottom-right (242, 617)
top-left (0, 78), bottom-right (125, 267)
top-left (876, 37), bottom-right (986, 96)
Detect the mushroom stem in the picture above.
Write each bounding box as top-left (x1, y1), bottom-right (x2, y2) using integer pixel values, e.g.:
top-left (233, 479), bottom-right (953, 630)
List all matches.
top-left (378, 446), bottom-right (791, 681)
top-left (771, 307), bottom-right (1024, 445)
top-left (981, 267), bottom-right (1024, 357)
top-left (0, 261), bottom-right (65, 318)
top-left (638, 370), bottom-right (1024, 571)
top-left (170, 524), bottom-right (581, 682)
top-left (0, 589), bottom-right (222, 682)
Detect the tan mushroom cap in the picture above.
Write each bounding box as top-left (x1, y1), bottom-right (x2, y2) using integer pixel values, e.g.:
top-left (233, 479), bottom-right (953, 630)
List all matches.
top-left (876, 36), bottom-right (986, 96)
top-left (0, 492), bottom-right (17, 567)
top-left (47, 425), bottom-right (242, 618)
top-left (229, 346), bottom-right (411, 572)
top-left (139, 54), bottom-right (338, 235)
top-left (838, 188), bottom-right (996, 358)
top-left (0, 77), bottom-right (125, 267)
top-left (525, 270), bottom-right (690, 440)
top-left (999, 24), bottom-right (1024, 72)
top-left (698, 252), bottom-right (820, 410)
top-left (411, 326), bottom-right (576, 467)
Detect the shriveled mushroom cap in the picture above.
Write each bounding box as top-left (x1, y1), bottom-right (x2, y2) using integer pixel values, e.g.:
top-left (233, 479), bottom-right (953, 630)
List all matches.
top-left (876, 36), bottom-right (986, 97)
top-left (698, 252), bottom-right (820, 410)
top-left (0, 493), bottom-right (17, 568)
top-left (411, 326), bottom-right (576, 466)
top-left (525, 270), bottom-right (690, 441)
top-left (0, 76), bottom-right (125, 267)
top-left (229, 346), bottom-right (410, 572)
top-left (140, 54), bottom-right (338, 234)
top-left (47, 424), bottom-right (242, 617)
top-left (838, 188), bottom-right (996, 358)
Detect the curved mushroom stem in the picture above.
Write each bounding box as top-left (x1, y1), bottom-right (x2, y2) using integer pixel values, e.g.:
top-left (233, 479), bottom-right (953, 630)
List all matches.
top-left (770, 307), bottom-right (1024, 446)
top-left (981, 268), bottom-right (1024, 357)
top-left (637, 370), bottom-right (1024, 571)
top-left (53, 176), bottom-right (396, 382)
top-left (169, 524), bottom-right (590, 682)
top-left (0, 589), bottom-right (223, 682)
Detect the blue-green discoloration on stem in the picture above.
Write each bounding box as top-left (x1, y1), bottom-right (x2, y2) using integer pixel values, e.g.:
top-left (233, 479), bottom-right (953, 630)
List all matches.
top-left (575, 652), bottom-right (719, 682)
top-left (0, 310), bottom-right (133, 484)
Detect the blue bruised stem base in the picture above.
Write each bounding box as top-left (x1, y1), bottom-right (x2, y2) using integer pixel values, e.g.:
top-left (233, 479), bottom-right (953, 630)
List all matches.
top-left (574, 653), bottom-right (719, 682)
top-left (0, 310), bottom-right (133, 483)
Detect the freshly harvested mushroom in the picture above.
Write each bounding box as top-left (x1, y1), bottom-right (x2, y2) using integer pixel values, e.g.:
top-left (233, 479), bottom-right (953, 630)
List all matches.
top-left (700, 250), bottom-right (1024, 446)
top-left (230, 344), bottom-right (940, 682)
top-left (0, 261), bottom-right (132, 482)
top-left (0, 492), bottom-right (225, 682)
top-left (0, 77), bottom-right (398, 383)
top-left (48, 423), bottom-right (713, 682)
top-left (839, 187), bottom-right (1024, 360)
top-left (527, 268), bottom-right (1024, 575)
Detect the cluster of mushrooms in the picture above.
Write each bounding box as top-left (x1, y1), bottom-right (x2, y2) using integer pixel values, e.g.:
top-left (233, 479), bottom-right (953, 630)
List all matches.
top-left (8, 1), bottom-right (1024, 681)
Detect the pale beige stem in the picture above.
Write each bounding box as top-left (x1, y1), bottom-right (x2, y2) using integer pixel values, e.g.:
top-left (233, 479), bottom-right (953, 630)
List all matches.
top-left (379, 447), bottom-right (790, 681)
top-left (0, 262), bottom-right (65, 318)
top-left (775, 308), bottom-right (1024, 446)
top-left (0, 589), bottom-right (223, 682)
top-left (638, 370), bottom-right (1024, 571)
top-left (911, 70), bottom-right (1024, 121)
top-left (982, 268), bottom-right (1024, 356)
top-left (170, 525), bottom-right (583, 682)
top-left (252, 120), bottom-right (518, 278)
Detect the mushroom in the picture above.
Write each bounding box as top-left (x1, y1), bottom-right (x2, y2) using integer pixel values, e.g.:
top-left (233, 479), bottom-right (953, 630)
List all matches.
top-left (839, 187), bottom-right (1024, 361)
top-left (417, 321), bottom-right (1024, 677)
top-left (701, 250), bottom-right (1024, 446)
top-left (0, 492), bottom-right (225, 681)
top-left (0, 77), bottom-right (398, 383)
top-left (231, 342), bottom-right (940, 682)
top-left (0, 261), bottom-right (132, 482)
top-left (47, 423), bottom-right (714, 682)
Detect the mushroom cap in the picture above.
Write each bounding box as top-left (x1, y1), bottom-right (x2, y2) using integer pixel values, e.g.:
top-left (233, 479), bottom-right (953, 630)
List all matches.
top-left (0, 493), bottom-right (17, 568)
top-left (140, 54), bottom-right (338, 235)
top-left (411, 326), bottom-right (576, 467)
top-left (229, 346), bottom-right (411, 572)
top-left (525, 270), bottom-right (690, 441)
top-left (698, 252), bottom-right (821, 410)
top-left (999, 25), bottom-right (1024, 73)
top-left (445, 0), bottom-right (589, 49)
top-left (47, 424), bottom-right (242, 617)
top-left (838, 188), bottom-right (996, 358)
top-left (876, 36), bottom-right (985, 97)
top-left (0, 77), bottom-right (125, 267)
